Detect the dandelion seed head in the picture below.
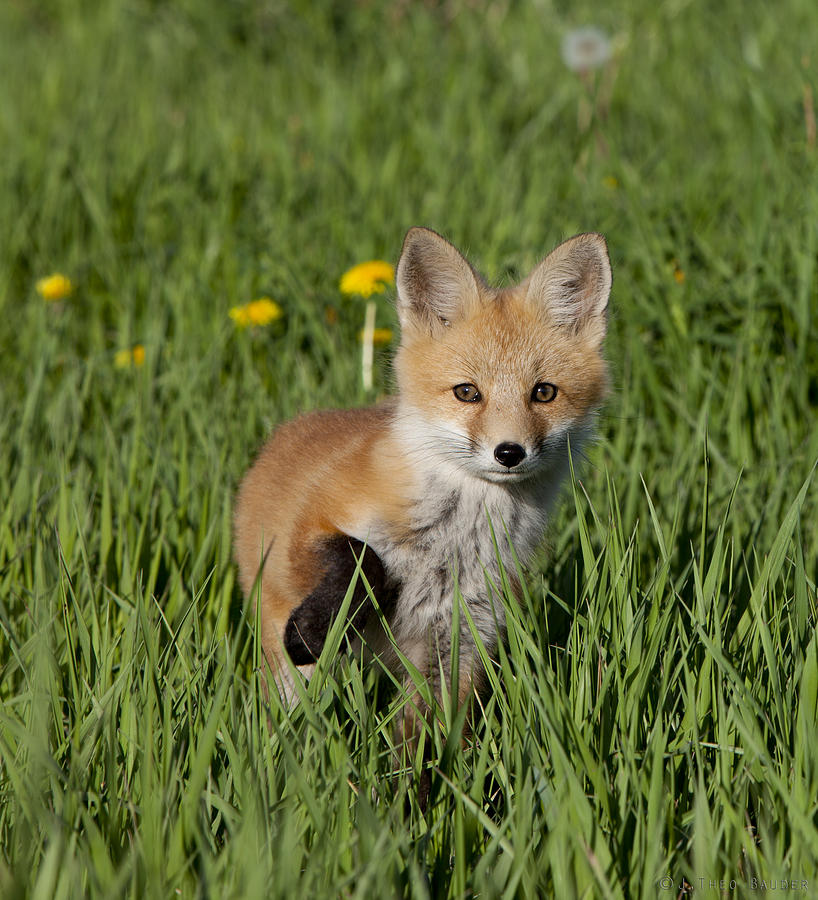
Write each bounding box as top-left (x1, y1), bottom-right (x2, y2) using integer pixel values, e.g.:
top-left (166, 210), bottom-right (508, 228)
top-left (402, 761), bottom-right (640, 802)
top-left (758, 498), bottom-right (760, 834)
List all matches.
top-left (561, 27), bottom-right (612, 73)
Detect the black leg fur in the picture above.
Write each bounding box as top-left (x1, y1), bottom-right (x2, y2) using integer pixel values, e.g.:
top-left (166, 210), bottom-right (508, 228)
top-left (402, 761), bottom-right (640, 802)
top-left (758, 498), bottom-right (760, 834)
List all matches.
top-left (283, 537), bottom-right (395, 665)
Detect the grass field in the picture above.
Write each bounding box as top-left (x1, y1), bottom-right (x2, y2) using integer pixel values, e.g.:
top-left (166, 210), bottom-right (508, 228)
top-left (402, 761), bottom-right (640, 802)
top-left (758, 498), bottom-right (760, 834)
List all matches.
top-left (1, 0), bottom-right (817, 896)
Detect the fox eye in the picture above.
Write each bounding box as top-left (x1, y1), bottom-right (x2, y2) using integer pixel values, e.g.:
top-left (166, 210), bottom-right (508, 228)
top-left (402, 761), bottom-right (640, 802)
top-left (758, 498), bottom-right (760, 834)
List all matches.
top-left (531, 382), bottom-right (558, 403)
top-left (453, 383), bottom-right (482, 403)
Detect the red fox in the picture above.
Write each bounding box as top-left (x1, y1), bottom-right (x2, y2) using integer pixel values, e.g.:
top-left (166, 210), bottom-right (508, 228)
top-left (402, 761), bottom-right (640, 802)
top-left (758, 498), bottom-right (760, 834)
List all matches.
top-left (234, 227), bottom-right (611, 713)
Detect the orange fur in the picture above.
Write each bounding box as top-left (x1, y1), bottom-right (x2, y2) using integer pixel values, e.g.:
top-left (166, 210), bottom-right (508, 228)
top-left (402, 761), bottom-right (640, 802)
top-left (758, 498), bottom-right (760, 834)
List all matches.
top-left (233, 404), bottom-right (413, 680)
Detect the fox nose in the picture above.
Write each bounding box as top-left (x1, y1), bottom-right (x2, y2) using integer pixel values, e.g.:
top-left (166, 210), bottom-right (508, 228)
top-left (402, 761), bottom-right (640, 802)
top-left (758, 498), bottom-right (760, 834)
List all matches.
top-left (494, 442), bottom-right (526, 469)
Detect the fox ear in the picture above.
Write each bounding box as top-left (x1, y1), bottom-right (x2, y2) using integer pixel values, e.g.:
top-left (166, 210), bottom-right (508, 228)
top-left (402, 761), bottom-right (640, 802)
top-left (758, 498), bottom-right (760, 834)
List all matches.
top-left (396, 227), bottom-right (481, 333)
top-left (525, 233), bottom-right (611, 345)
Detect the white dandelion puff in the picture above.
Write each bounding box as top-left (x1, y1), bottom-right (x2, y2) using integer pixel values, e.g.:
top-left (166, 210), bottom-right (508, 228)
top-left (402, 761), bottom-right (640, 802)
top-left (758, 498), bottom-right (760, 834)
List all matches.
top-left (561, 27), bottom-right (612, 73)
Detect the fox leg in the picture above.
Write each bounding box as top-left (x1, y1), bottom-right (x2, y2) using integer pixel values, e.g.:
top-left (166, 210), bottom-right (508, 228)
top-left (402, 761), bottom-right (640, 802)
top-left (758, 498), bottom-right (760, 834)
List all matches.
top-left (283, 536), bottom-right (395, 665)
top-left (397, 617), bottom-right (487, 810)
top-left (399, 610), bottom-right (487, 728)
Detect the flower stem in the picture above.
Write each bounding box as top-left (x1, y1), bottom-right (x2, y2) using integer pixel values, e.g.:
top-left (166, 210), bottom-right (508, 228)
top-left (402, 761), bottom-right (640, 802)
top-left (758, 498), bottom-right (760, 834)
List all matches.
top-left (362, 300), bottom-right (376, 391)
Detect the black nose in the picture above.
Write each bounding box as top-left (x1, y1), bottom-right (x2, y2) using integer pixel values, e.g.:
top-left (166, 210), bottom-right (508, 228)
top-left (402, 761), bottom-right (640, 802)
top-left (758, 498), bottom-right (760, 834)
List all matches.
top-left (494, 442), bottom-right (526, 469)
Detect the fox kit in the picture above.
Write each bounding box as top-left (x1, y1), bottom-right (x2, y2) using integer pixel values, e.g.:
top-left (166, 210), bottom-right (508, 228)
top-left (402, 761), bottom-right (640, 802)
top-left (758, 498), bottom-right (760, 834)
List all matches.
top-left (234, 227), bottom-right (611, 716)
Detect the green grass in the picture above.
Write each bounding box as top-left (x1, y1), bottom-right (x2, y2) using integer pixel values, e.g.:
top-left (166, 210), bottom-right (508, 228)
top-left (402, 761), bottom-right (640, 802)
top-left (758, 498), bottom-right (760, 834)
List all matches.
top-left (1, 0), bottom-right (817, 896)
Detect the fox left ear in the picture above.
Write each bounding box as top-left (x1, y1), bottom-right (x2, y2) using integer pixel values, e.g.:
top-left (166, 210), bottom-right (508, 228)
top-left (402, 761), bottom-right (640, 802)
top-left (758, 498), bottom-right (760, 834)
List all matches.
top-left (524, 233), bottom-right (612, 346)
top-left (396, 227), bottom-right (482, 335)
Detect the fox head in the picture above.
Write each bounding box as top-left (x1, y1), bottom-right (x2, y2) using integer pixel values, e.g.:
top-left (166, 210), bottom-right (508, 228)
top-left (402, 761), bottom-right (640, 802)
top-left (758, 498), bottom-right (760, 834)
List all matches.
top-left (393, 227), bottom-right (611, 485)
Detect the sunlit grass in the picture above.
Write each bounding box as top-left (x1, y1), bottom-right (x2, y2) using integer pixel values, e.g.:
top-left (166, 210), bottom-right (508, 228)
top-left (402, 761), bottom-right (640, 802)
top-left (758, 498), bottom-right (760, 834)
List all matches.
top-left (1, 0), bottom-right (817, 896)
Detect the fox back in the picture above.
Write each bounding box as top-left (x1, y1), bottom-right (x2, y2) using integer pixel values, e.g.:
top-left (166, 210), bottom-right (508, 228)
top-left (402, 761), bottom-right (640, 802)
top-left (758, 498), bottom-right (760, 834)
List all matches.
top-left (233, 227), bottom-right (611, 710)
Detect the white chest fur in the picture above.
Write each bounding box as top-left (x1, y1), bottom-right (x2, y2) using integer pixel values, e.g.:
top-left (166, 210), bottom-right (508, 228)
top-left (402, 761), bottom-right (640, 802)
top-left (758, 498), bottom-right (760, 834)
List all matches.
top-left (364, 470), bottom-right (563, 664)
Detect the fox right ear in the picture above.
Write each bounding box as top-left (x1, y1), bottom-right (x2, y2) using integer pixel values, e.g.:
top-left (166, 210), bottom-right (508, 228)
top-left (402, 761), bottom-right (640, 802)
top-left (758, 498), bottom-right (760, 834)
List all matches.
top-left (525, 232), bottom-right (612, 347)
top-left (396, 228), bottom-right (482, 334)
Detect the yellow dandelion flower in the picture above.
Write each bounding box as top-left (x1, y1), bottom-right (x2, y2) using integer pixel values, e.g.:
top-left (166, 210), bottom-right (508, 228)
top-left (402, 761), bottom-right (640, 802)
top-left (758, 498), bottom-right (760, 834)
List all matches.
top-left (36, 273), bottom-right (73, 301)
top-left (602, 175), bottom-right (619, 190)
top-left (358, 327), bottom-right (393, 345)
top-left (339, 260), bottom-right (395, 298)
top-left (229, 297), bottom-right (283, 328)
top-left (115, 344), bottom-right (146, 369)
top-left (671, 260), bottom-right (686, 284)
